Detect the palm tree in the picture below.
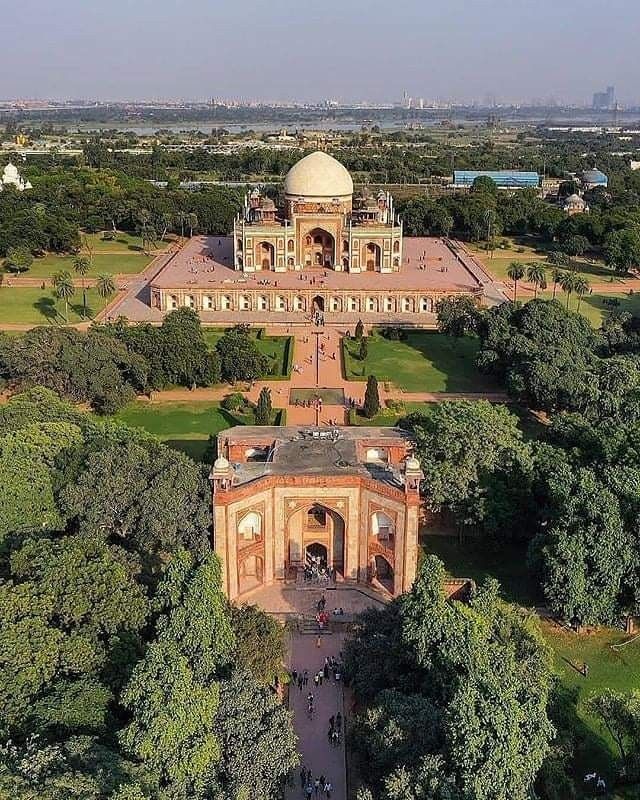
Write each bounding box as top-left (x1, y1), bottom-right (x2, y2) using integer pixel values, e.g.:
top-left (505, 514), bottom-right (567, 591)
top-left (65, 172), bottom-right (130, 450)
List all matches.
top-left (551, 267), bottom-right (563, 299)
top-left (52, 270), bottom-right (75, 322)
top-left (574, 276), bottom-right (590, 311)
top-left (73, 255), bottom-right (91, 318)
top-left (506, 261), bottom-right (525, 304)
top-left (559, 271), bottom-right (577, 310)
top-left (527, 262), bottom-right (547, 299)
top-left (96, 273), bottom-right (116, 314)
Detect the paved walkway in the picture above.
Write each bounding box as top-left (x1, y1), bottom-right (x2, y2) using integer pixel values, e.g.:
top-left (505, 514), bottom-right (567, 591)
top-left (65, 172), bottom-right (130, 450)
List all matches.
top-left (286, 632), bottom-right (346, 800)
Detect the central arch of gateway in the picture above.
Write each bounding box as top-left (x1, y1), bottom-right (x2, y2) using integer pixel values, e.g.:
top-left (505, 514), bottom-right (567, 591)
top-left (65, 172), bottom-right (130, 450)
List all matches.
top-left (210, 426), bottom-right (424, 600)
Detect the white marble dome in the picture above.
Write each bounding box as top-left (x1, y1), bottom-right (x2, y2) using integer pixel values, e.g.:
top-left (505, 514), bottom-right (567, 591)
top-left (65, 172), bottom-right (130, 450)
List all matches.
top-left (213, 455), bottom-right (230, 471)
top-left (405, 456), bottom-right (421, 472)
top-left (284, 151), bottom-right (353, 199)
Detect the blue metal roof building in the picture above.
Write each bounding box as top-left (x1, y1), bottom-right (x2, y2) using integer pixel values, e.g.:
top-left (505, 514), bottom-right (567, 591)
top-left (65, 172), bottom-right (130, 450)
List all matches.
top-left (453, 170), bottom-right (540, 189)
top-left (581, 169), bottom-right (608, 188)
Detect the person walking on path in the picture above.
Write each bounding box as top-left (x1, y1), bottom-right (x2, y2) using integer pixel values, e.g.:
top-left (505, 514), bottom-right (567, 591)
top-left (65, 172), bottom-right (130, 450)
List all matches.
top-left (303, 669), bottom-right (308, 686)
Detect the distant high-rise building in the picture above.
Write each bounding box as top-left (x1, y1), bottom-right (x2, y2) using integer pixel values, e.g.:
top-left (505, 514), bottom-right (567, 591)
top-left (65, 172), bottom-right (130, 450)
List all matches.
top-left (593, 86), bottom-right (615, 110)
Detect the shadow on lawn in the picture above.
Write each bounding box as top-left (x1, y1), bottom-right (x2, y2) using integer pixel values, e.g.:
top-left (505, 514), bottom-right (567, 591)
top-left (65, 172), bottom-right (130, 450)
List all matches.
top-left (401, 332), bottom-right (497, 393)
top-left (70, 302), bottom-right (96, 320)
top-left (33, 296), bottom-right (60, 322)
top-left (548, 684), bottom-right (621, 799)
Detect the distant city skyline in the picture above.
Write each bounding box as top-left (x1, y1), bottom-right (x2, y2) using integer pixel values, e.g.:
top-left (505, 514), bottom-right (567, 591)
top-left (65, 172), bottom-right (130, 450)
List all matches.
top-left (1, 0), bottom-right (638, 106)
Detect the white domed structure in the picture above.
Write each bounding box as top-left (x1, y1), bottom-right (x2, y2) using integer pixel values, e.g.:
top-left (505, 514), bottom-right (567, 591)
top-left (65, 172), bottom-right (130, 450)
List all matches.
top-left (0, 162), bottom-right (32, 192)
top-left (562, 193), bottom-right (588, 216)
top-left (405, 456), bottom-right (422, 472)
top-left (284, 151), bottom-right (353, 200)
top-left (213, 455), bottom-right (230, 471)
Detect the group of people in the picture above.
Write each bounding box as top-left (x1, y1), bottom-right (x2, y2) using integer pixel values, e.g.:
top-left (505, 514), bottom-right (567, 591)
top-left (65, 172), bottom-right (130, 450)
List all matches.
top-left (303, 563), bottom-right (335, 584)
top-left (584, 772), bottom-right (607, 794)
top-left (294, 396), bottom-right (324, 409)
top-left (313, 311), bottom-right (325, 326)
top-left (293, 644), bottom-right (344, 799)
top-left (300, 768), bottom-right (333, 800)
top-left (327, 711), bottom-right (342, 747)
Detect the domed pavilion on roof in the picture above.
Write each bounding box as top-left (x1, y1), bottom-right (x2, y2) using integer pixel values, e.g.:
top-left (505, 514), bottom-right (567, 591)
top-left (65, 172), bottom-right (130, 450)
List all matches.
top-left (234, 151), bottom-right (403, 273)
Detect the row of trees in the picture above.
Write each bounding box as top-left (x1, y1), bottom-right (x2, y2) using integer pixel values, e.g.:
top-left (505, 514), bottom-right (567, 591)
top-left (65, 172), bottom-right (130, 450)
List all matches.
top-left (398, 182), bottom-right (640, 268)
top-left (421, 297), bottom-right (640, 627)
top-left (346, 556), bottom-right (554, 800)
top-left (0, 312), bottom-right (274, 413)
top-left (0, 166), bottom-right (244, 258)
top-left (505, 260), bottom-right (590, 307)
top-left (0, 387), bottom-right (297, 799)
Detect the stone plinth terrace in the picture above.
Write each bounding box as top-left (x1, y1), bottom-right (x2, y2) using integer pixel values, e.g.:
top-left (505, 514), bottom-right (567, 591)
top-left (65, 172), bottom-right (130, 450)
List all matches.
top-left (151, 235), bottom-right (483, 295)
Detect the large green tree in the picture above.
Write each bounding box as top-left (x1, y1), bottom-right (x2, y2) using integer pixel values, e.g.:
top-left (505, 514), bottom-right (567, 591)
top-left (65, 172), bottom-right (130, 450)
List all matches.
top-left (59, 440), bottom-right (211, 557)
top-left (401, 401), bottom-right (527, 525)
top-left (120, 551), bottom-right (233, 798)
top-left (346, 556), bottom-right (554, 800)
top-left (216, 325), bottom-right (268, 383)
top-left (0, 535), bottom-right (148, 737)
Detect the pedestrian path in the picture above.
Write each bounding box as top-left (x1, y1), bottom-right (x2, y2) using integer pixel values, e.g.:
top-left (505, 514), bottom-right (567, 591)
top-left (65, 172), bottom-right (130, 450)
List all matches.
top-left (286, 631), bottom-right (346, 800)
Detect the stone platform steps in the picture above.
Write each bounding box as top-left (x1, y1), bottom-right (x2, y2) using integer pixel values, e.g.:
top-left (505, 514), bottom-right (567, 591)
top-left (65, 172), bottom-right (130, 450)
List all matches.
top-left (300, 616), bottom-right (333, 636)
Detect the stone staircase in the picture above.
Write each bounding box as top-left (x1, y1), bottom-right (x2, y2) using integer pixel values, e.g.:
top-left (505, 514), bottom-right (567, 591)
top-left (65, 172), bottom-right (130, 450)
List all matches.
top-left (300, 615), bottom-right (333, 636)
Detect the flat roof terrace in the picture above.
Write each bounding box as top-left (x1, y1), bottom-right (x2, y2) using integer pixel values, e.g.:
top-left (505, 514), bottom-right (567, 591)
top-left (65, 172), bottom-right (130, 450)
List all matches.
top-left (151, 235), bottom-right (482, 293)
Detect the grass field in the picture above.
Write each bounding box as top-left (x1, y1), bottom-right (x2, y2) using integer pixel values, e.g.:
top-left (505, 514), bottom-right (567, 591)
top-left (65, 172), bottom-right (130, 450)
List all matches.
top-left (349, 401), bottom-right (436, 426)
top-left (423, 535), bottom-right (538, 606)
top-left (80, 231), bottom-right (149, 252)
top-left (543, 622), bottom-right (640, 795)
top-left (113, 399), bottom-right (282, 462)
top-left (0, 286), bottom-right (106, 325)
top-left (290, 388), bottom-right (345, 404)
top-left (203, 328), bottom-right (292, 378)
top-left (469, 235), bottom-right (618, 284)
top-left (342, 332), bottom-right (495, 392)
top-left (8, 251), bottom-right (155, 280)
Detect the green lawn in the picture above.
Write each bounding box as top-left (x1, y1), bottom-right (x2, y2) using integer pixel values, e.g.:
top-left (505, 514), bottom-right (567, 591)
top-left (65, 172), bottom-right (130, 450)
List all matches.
top-left (203, 328), bottom-right (292, 379)
top-left (469, 235), bottom-right (618, 284)
top-left (113, 400), bottom-right (249, 462)
top-left (0, 287), bottom-right (107, 325)
top-left (8, 251), bottom-right (155, 280)
top-left (349, 401), bottom-right (437, 427)
top-left (423, 536), bottom-right (538, 606)
top-left (80, 231), bottom-right (148, 253)
top-left (342, 333), bottom-right (495, 392)
top-left (542, 622), bottom-right (640, 796)
top-left (113, 399), bottom-right (285, 462)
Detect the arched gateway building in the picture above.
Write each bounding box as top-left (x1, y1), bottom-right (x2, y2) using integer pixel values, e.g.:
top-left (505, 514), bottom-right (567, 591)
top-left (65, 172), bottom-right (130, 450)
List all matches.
top-left (149, 151), bottom-right (484, 325)
top-left (211, 426), bottom-right (423, 600)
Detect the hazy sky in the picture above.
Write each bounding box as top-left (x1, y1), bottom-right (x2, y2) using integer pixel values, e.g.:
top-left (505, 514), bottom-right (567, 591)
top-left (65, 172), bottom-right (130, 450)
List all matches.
top-left (2, 0), bottom-right (638, 104)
